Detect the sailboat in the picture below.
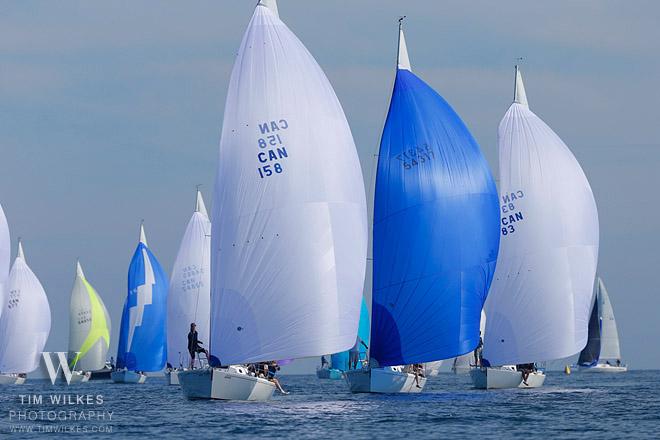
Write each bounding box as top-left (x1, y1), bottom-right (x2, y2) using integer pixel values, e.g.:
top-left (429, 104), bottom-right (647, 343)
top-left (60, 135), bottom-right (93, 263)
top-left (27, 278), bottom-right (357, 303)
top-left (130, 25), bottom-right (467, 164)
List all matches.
top-left (0, 240), bottom-right (51, 385)
top-left (451, 310), bottom-right (487, 374)
top-left (578, 277), bottom-right (626, 372)
top-left (472, 66), bottom-right (599, 389)
top-left (344, 20), bottom-right (500, 394)
top-left (166, 190), bottom-right (211, 385)
top-left (111, 223), bottom-right (169, 384)
top-left (67, 261), bottom-right (111, 383)
top-left (178, 0), bottom-right (368, 401)
top-left (317, 297), bottom-right (370, 380)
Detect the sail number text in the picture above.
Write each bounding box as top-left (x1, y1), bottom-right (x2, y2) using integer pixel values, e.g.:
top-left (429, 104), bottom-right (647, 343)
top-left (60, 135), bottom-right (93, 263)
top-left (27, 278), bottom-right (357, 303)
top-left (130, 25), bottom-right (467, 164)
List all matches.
top-left (395, 144), bottom-right (435, 170)
top-left (500, 190), bottom-right (525, 236)
top-left (257, 119), bottom-right (289, 178)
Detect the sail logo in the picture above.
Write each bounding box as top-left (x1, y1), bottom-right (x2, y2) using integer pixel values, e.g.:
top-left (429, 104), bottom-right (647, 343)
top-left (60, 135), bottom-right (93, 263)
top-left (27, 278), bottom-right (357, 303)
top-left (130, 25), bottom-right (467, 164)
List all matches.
top-left (42, 352), bottom-right (80, 385)
top-left (127, 248), bottom-right (156, 351)
top-left (500, 190), bottom-right (525, 236)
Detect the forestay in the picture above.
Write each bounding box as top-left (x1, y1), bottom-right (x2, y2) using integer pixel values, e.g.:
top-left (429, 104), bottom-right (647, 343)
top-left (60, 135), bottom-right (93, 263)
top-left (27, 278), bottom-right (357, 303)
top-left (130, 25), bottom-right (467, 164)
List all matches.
top-left (68, 262), bottom-right (111, 372)
top-left (167, 191), bottom-right (211, 367)
top-left (370, 26), bottom-right (500, 367)
top-left (0, 242), bottom-right (51, 373)
top-left (483, 67), bottom-right (599, 365)
top-left (210, 0), bottom-right (368, 364)
top-left (116, 225), bottom-right (169, 372)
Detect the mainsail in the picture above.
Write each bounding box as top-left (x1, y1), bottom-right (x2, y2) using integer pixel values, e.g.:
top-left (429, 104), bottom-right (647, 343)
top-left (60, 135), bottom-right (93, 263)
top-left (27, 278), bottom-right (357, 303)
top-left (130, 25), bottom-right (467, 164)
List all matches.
top-left (167, 190), bottom-right (211, 367)
top-left (483, 67), bottom-right (599, 366)
top-left (578, 277), bottom-right (621, 365)
top-left (68, 261), bottom-right (111, 371)
top-left (116, 224), bottom-right (168, 372)
top-left (210, 0), bottom-right (368, 365)
top-left (0, 241), bottom-right (51, 373)
top-left (370, 24), bottom-right (500, 367)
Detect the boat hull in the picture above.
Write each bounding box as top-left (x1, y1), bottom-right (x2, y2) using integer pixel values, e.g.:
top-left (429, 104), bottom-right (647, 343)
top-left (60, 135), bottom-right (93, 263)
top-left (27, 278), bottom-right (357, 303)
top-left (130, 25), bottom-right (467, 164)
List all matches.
top-left (0, 374), bottom-right (26, 385)
top-left (316, 368), bottom-right (343, 380)
top-left (69, 371), bottom-right (91, 383)
top-left (471, 367), bottom-right (545, 389)
top-left (344, 366), bottom-right (426, 393)
top-left (110, 370), bottom-right (147, 384)
top-left (167, 369), bottom-right (186, 385)
top-left (580, 364), bottom-right (627, 373)
top-left (179, 366), bottom-right (276, 401)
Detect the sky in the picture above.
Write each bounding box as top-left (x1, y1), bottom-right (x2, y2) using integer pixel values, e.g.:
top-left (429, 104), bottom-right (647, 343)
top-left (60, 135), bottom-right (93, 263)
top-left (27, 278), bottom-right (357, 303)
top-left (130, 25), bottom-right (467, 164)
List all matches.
top-left (1, 1), bottom-right (659, 374)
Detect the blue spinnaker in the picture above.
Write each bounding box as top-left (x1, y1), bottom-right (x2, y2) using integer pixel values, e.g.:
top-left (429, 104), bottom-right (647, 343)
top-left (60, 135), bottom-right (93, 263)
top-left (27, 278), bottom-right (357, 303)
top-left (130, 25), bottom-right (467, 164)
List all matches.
top-left (370, 67), bottom-right (499, 367)
top-left (331, 296), bottom-right (370, 370)
top-left (116, 241), bottom-right (169, 372)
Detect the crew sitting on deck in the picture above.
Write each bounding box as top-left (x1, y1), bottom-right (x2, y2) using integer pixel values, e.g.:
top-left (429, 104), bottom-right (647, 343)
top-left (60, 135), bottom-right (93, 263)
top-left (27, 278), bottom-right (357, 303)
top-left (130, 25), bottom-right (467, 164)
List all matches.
top-left (187, 323), bottom-right (209, 369)
top-left (321, 355), bottom-right (329, 369)
top-left (264, 361), bottom-right (289, 395)
top-left (517, 363), bottom-right (535, 386)
top-left (412, 363), bottom-right (424, 388)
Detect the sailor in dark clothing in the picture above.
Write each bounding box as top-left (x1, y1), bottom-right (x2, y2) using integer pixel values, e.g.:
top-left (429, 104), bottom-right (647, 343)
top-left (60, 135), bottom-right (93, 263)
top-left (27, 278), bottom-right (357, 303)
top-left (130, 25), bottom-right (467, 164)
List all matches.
top-left (187, 323), bottom-right (208, 369)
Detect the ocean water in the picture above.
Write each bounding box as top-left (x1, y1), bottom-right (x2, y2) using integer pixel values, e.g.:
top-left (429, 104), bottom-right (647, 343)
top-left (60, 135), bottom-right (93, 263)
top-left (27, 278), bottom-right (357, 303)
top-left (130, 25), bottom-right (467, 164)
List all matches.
top-left (1, 370), bottom-right (657, 439)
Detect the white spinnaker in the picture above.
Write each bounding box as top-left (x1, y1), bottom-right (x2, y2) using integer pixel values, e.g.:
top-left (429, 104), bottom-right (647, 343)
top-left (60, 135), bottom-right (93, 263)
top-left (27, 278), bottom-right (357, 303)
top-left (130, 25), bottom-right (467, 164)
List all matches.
top-left (167, 191), bottom-right (211, 367)
top-left (0, 242), bottom-right (51, 373)
top-left (68, 262), bottom-right (111, 371)
top-left (597, 278), bottom-right (621, 360)
top-left (483, 68), bottom-right (599, 366)
top-left (211, 1), bottom-right (368, 364)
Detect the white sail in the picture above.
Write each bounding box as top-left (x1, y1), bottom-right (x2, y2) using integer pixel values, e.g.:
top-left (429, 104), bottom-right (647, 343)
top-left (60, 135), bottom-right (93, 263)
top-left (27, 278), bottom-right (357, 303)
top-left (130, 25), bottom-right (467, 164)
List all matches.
top-left (483, 67), bottom-right (599, 365)
top-left (0, 203), bottom-right (10, 319)
top-left (167, 190), bottom-right (211, 367)
top-left (68, 261), bottom-right (111, 371)
top-left (597, 278), bottom-right (621, 360)
top-left (0, 241), bottom-right (51, 373)
top-left (211, 1), bottom-right (368, 364)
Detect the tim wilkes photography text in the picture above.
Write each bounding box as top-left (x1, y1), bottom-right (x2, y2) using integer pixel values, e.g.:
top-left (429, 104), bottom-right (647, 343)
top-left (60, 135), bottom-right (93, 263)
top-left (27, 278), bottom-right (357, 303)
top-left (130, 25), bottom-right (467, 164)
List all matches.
top-left (7, 392), bottom-right (113, 434)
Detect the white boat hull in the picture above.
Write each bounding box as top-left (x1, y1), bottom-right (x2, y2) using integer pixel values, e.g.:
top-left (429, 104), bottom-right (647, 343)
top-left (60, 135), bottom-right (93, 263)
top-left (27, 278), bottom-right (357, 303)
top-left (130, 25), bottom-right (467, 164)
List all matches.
top-left (580, 363), bottom-right (627, 373)
top-left (110, 370), bottom-right (147, 384)
top-left (69, 371), bottom-right (91, 383)
top-left (316, 367), bottom-right (343, 380)
top-left (344, 366), bottom-right (426, 393)
top-left (471, 367), bottom-right (545, 389)
top-left (179, 366), bottom-right (276, 401)
top-left (0, 374), bottom-right (26, 385)
top-left (167, 369), bottom-right (182, 385)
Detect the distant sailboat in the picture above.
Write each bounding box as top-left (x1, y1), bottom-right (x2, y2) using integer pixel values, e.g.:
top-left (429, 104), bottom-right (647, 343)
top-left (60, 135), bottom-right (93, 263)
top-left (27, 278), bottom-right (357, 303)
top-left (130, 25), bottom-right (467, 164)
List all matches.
top-left (112, 223), bottom-right (169, 384)
top-left (452, 310), bottom-right (486, 374)
top-left (317, 297), bottom-right (370, 380)
top-left (68, 261), bottom-right (111, 383)
top-left (0, 240), bottom-right (51, 385)
top-left (344, 20), bottom-right (500, 394)
top-left (578, 277), bottom-right (626, 372)
top-left (166, 190), bottom-right (211, 385)
top-left (178, 0), bottom-right (368, 401)
top-left (473, 66), bottom-right (599, 389)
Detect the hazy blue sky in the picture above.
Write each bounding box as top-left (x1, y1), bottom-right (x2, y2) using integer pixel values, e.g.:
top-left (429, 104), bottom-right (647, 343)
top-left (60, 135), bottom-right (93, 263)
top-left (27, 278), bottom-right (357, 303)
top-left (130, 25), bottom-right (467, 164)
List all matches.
top-left (1, 1), bottom-right (658, 373)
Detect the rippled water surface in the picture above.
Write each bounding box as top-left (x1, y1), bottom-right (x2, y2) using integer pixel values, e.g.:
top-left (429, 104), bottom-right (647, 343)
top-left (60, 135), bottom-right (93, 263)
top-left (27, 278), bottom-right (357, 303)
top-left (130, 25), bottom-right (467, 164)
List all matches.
top-left (1, 370), bottom-right (657, 438)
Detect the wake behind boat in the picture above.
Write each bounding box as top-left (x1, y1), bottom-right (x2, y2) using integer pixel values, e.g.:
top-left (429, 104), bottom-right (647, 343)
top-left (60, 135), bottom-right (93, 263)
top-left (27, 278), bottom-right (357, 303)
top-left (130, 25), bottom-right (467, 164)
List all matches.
top-left (473, 66), bottom-right (599, 389)
top-left (345, 19), bottom-right (500, 394)
top-left (578, 277), bottom-right (627, 372)
top-left (178, 0), bottom-right (368, 401)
